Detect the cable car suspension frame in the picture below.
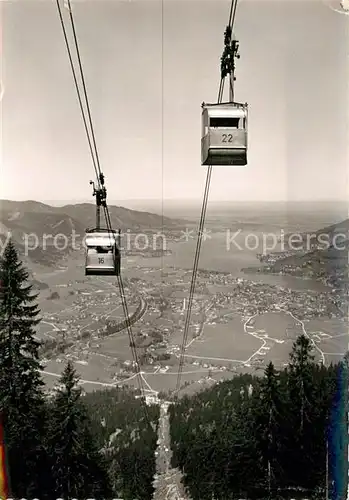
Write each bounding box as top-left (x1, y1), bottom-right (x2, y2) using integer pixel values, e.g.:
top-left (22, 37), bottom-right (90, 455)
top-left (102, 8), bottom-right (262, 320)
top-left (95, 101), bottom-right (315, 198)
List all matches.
top-left (55, 0), bottom-right (151, 423)
top-left (175, 0), bottom-right (243, 397)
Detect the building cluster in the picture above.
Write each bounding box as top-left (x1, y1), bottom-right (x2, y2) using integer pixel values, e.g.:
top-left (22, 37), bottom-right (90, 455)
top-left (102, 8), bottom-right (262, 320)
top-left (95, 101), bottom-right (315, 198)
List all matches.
top-left (37, 264), bottom-right (346, 390)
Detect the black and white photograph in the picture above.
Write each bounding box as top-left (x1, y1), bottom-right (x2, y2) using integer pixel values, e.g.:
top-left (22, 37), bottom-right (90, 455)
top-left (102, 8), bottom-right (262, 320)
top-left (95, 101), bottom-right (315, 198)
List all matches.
top-left (0, 0), bottom-right (349, 498)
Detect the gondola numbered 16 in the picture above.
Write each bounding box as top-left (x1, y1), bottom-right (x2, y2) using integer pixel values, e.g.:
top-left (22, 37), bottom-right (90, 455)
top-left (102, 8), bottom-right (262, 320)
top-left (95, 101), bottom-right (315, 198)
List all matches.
top-left (201, 101), bottom-right (248, 166)
top-left (84, 228), bottom-right (121, 276)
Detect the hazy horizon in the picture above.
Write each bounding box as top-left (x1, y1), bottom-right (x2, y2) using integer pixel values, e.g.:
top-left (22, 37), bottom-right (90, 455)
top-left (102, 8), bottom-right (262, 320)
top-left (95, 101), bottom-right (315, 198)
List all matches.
top-left (1, 198), bottom-right (349, 223)
top-left (4, 195), bottom-right (349, 207)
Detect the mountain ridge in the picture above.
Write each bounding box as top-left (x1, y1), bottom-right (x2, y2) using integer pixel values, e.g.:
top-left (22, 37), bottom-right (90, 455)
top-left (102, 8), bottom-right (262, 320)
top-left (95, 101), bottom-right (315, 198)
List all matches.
top-left (281, 217), bottom-right (349, 250)
top-left (0, 200), bottom-right (185, 268)
top-left (245, 217), bottom-right (349, 289)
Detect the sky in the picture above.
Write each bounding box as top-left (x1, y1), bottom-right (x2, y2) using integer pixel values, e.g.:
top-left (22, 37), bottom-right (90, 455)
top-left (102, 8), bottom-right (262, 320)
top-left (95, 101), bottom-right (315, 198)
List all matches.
top-left (0, 0), bottom-right (348, 202)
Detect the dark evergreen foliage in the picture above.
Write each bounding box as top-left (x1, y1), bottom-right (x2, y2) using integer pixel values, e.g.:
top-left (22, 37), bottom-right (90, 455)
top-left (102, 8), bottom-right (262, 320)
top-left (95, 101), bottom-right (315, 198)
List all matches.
top-left (83, 387), bottom-right (159, 500)
top-left (169, 343), bottom-right (348, 499)
top-left (0, 241), bottom-right (159, 499)
top-left (0, 240), bottom-right (47, 498)
top-left (328, 360), bottom-right (348, 500)
top-left (0, 241), bottom-right (348, 499)
top-left (46, 361), bottom-right (113, 499)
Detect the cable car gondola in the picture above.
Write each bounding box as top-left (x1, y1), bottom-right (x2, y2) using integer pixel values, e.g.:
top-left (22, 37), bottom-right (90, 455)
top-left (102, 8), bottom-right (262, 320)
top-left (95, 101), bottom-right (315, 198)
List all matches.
top-left (85, 228), bottom-right (121, 276)
top-left (201, 101), bottom-right (248, 166)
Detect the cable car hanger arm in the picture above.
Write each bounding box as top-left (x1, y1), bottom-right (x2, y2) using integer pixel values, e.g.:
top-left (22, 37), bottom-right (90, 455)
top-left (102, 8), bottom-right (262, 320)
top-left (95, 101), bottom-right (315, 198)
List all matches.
top-left (176, 0), bottom-right (243, 397)
top-left (201, 101), bottom-right (247, 108)
top-left (90, 173), bottom-right (107, 207)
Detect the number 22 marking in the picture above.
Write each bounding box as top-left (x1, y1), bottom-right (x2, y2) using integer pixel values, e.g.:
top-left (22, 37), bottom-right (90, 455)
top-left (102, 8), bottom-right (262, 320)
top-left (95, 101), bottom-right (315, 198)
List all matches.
top-left (222, 134), bottom-right (233, 143)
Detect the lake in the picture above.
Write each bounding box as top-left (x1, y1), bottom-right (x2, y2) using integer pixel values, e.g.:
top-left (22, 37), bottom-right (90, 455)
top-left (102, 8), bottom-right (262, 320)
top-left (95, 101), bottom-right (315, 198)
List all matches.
top-left (126, 231), bottom-right (331, 293)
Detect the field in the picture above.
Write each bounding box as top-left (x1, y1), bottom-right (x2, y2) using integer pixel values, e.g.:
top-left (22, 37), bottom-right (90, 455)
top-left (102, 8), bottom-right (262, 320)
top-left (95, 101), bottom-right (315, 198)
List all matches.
top-left (185, 320), bottom-right (261, 364)
top-left (252, 313), bottom-right (303, 341)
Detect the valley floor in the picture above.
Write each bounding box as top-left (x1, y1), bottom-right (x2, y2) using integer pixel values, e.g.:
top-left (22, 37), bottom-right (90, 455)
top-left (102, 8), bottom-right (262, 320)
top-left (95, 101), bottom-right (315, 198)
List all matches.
top-left (32, 254), bottom-right (348, 397)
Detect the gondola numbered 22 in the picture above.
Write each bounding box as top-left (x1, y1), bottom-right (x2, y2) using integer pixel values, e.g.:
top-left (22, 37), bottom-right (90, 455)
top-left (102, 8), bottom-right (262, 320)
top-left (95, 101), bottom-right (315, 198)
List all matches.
top-left (201, 101), bottom-right (248, 166)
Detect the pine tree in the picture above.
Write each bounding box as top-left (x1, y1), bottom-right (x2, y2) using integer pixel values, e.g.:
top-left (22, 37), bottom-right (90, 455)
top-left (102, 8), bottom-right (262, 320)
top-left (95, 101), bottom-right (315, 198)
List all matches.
top-left (47, 361), bottom-right (113, 499)
top-left (0, 239), bottom-right (48, 498)
top-left (288, 334), bottom-right (315, 432)
top-left (328, 360), bottom-right (348, 500)
top-left (254, 362), bottom-right (284, 497)
top-left (285, 334), bottom-right (317, 490)
top-left (0, 240), bottom-right (43, 400)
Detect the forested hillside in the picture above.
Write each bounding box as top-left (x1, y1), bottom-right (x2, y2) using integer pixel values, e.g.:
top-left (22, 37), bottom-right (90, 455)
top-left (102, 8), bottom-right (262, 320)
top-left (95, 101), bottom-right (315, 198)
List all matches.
top-left (169, 342), bottom-right (348, 500)
top-left (84, 387), bottom-right (159, 499)
top-left (0, 239), bottom-right (158, 499)
top-left (1, 238), bottom-right (348, 499)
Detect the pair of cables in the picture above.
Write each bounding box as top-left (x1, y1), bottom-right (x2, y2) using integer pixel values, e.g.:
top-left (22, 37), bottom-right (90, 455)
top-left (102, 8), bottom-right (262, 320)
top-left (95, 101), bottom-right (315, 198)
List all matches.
top-left (55, 0), bottom-right (151, 427)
